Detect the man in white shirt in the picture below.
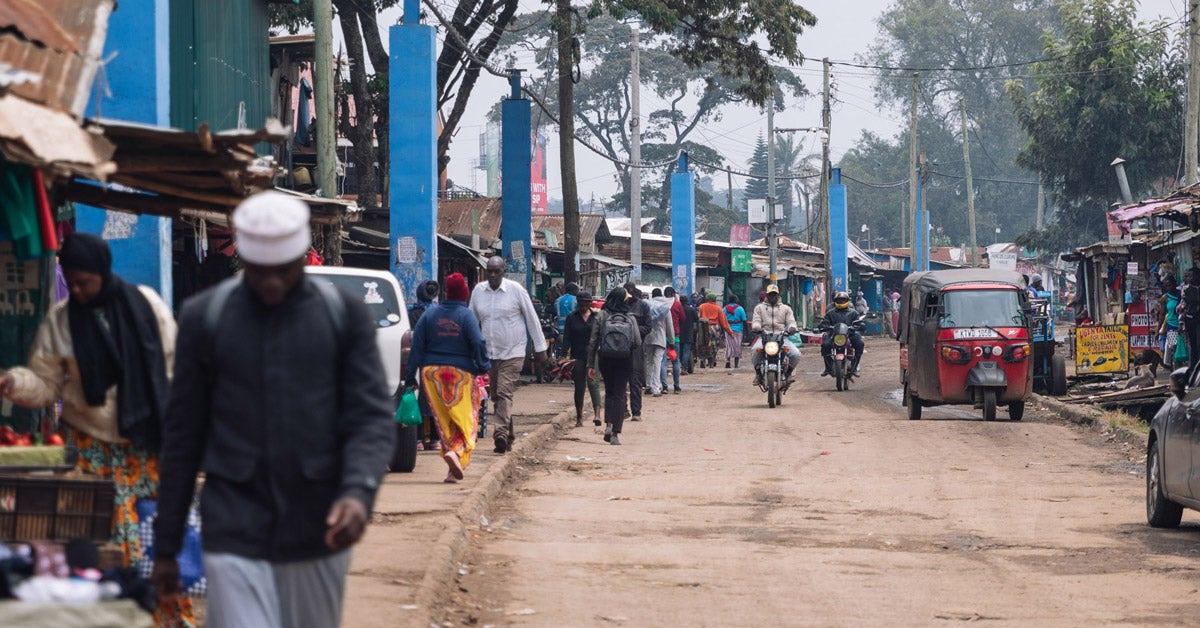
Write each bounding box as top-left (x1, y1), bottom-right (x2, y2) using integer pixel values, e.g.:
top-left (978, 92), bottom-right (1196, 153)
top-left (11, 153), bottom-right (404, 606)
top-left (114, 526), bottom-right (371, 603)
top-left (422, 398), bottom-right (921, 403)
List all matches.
top-left (470, 256), bottom-right (549, 454)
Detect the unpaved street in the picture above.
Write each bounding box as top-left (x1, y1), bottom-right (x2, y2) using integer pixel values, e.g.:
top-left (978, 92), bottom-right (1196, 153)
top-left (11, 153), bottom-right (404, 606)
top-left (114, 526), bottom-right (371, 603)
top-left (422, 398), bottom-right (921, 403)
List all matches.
top-left (439, 338), bottom-right (1200, 626)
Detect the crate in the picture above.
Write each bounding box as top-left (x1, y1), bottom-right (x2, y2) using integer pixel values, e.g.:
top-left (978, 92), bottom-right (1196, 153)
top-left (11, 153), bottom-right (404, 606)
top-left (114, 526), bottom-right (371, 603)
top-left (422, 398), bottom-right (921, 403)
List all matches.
top-left (0, 473), bottom-right (115, 542)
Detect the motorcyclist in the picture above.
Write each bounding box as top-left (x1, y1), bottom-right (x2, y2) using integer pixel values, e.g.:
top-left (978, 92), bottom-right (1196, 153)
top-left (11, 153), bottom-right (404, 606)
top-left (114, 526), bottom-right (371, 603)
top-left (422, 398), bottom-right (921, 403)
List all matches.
top-left (750, 284), bottom-right (801, 386)
top-left (819, 291), bottom-right (865, 377)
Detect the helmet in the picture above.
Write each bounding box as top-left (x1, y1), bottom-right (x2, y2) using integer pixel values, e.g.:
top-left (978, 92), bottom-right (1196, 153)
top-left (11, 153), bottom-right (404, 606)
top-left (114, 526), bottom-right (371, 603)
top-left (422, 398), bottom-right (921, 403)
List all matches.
top-left (1029, 274), bottom-right (1043, 286)
top-left (765, 284), bottom-right (780, 295)
top-left (833, 291), bottom-right (851, 309)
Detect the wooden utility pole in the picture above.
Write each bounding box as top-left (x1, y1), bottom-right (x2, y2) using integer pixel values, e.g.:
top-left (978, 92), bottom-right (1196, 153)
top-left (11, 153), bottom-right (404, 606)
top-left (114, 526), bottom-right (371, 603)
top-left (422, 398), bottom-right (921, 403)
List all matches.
top-left (556, 0), bottom-right (580, 283)
top-left (821, 58), bottom-right (832, 296)
top-left (630, 24), bottom-right (642, 279)
top-left (909, 74), bottom-right (919, 262)
top-left (314, 0), bottom-right (341, 265)
top-left (1036, 180), bottom-right (1046, 229)
top-left (960, 99), bottom-right (977, 267)
top-left (1188, 1), bottom-right (1200, 185)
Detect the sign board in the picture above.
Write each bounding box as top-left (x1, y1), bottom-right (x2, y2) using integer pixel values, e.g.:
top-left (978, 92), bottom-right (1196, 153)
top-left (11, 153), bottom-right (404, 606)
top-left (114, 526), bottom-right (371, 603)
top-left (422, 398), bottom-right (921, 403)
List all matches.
top-left (1127, 261), bottom-right (1138, 275)
top-left (731, 249), bottom-right (753, 273)
top-left (1074, 324), bottom-right (1129, 374)
top-left (730, 224), bottom-right (752, 247)
top-left (990, 252), bottom-right (1017, 271)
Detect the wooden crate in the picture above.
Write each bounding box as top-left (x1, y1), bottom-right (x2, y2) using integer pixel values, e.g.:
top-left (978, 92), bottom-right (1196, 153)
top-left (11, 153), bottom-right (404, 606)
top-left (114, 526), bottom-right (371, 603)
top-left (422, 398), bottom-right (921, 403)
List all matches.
top-left (0, 473), bottom-right (114, 542)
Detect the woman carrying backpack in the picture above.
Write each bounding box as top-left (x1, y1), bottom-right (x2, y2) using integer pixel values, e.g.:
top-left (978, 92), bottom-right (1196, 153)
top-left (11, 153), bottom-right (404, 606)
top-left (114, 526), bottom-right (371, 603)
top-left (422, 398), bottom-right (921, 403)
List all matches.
top-left (587, 287), bottom-right (642, 446)
top-left (563, 292), bottom-right (602, 428)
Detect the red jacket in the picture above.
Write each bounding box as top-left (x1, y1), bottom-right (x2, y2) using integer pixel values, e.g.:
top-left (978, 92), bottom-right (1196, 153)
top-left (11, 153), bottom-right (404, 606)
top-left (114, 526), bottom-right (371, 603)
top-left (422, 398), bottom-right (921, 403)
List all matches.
top-left (670, 298), bottom-right (685, 340)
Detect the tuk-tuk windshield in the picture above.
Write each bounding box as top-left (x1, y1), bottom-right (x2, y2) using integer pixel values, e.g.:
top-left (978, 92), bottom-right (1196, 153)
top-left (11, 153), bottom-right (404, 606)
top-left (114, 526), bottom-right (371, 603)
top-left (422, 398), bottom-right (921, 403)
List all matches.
top-left (938, 290), bottom-right (1025, 329)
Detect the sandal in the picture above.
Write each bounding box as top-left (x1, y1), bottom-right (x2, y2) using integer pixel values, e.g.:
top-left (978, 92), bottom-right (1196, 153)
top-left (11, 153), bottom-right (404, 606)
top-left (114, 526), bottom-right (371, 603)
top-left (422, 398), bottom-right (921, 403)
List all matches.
top-left (443, 451), bottom-right (464, 480)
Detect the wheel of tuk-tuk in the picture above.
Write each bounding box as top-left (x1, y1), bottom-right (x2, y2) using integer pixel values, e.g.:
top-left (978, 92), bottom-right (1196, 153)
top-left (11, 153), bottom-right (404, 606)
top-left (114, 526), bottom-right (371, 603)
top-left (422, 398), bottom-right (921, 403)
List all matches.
top-left (905, 384), bottom-right (921, 420)
top-left (982, 389), bottom-right (997, 421)
top-left (1050, 354), bottom-right (1067, 396)
top-left (1008, 400), bottom-right (1025, 421)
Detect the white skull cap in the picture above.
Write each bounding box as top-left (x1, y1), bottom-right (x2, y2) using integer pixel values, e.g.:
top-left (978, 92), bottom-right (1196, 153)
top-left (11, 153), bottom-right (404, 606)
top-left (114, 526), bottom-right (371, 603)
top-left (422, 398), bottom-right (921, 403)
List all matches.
top-left (232, 191), bottom-right (311, 265)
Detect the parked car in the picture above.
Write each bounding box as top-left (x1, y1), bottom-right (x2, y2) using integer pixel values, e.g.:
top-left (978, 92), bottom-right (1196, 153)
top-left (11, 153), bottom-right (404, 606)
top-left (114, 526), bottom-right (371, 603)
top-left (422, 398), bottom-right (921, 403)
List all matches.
top-left (1146, 367), bottom-right (1200, 527)
top-left (306, 266), bottom-right (417, 472)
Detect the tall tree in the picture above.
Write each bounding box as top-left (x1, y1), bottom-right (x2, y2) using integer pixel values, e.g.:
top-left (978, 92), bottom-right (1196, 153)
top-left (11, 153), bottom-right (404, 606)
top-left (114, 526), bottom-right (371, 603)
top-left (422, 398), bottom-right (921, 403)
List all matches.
top-left (1007, 0), bottom-right (1184, 249)
top-left (744, 134), bottom-right (770, 207)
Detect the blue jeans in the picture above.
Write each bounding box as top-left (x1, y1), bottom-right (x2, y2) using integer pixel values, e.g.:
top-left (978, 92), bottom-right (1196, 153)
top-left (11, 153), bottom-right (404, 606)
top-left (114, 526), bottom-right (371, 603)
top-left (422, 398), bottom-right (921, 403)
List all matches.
top-left (680, 342), bottom-right (693, 372)
top-left (660, 349), bottom-right (680, 390)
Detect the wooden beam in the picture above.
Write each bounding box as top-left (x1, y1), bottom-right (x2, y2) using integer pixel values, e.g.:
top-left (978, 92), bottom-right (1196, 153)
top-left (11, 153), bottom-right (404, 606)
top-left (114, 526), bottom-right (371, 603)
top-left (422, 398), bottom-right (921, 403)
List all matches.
top-left (60, 182), bottom-right (225, 217)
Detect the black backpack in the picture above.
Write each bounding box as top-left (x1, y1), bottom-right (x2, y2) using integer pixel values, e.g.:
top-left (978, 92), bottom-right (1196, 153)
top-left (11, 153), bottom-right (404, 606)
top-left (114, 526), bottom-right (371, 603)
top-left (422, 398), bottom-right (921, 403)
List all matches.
top-left (598, 311), bottom-right (638, 359)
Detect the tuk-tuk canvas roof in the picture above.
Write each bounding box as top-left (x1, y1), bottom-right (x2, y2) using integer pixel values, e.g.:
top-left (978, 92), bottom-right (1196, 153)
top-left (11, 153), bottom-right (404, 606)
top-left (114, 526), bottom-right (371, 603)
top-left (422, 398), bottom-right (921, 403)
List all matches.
top-left (903, 269), bottom-right (1026, 293)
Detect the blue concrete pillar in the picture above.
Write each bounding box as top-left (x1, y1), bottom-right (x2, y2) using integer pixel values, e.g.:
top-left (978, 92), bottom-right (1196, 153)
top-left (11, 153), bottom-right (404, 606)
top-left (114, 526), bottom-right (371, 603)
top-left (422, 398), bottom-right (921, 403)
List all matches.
top-left (501, 73), bottom-right (532, 290)
top-left (914, 165), bottom-right (925, 272)
top-left (79, 0), bottom-right (172, 302)
top-left (670, 153), bottom-right (696, 298)
top-left (829, 168), bottom-right (848, 293)
top-left (389, 17), bottom-right (438, 303)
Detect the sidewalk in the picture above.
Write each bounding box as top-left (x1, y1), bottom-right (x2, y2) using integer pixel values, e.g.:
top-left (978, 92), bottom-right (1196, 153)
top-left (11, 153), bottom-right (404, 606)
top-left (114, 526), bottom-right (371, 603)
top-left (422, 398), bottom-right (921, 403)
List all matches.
top-left (340, 378), bottom-right (575, 628)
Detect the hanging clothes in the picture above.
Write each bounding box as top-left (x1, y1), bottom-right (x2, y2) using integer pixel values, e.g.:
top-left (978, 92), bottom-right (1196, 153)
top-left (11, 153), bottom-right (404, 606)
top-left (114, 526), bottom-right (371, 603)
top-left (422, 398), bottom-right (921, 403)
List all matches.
top-left (295, 76), bottom-right (313, 147)
top-left (0, 157), bottom-right (44, 260)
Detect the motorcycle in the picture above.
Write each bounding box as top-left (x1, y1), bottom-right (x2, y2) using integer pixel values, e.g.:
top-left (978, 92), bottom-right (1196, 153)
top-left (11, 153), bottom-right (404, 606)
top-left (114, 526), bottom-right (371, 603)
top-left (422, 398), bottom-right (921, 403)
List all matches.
top-left (825, 322), bottom-right (863, 392)
top-left (756, 332), bottom-right (792, 408)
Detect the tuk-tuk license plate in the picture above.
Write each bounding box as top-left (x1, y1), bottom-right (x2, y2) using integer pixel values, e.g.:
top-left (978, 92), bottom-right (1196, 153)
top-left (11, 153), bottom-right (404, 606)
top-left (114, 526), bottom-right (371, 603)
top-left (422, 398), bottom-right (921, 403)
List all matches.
top-left (952, 328), bottom-right (1000, 339)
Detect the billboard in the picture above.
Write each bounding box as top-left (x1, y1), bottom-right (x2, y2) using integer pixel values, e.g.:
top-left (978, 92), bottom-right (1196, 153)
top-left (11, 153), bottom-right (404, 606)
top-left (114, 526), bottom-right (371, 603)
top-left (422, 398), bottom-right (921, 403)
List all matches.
top-left (531, 132), bottom-right (548, 214)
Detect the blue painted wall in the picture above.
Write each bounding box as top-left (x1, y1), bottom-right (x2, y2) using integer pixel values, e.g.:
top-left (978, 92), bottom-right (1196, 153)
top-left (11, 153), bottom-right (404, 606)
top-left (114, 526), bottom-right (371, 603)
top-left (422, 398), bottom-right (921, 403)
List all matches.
top-left (501, 81), bottom-right (532, 290)
top-left (829, 168), bottom-right (848, 293)
top-left (388, 23), bottom-right (438, 303)
top-left (80, 0), bottom-right (172, 302)
top-left (670, 154), bottom-right (696, 298)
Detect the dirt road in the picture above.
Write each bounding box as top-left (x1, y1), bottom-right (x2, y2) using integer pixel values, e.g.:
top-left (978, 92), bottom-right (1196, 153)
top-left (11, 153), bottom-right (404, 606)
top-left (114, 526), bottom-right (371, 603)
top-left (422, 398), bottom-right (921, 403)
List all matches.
top-left (439, 337), bottom-right (1200, 626)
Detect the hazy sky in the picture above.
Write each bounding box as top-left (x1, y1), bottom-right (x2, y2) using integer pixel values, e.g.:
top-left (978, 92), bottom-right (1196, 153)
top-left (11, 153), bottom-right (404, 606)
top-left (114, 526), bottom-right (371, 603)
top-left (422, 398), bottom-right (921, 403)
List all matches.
top-left (416, 0), bottom-right (1189, 207)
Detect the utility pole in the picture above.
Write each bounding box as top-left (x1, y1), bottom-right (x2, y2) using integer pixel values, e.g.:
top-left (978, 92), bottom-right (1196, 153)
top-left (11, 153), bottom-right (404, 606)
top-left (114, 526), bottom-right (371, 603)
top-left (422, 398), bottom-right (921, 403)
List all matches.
top-left (767, 100), bottom-right (777, 282)
top-left (314, 0), bottom-right (337, 199)
top-left (556, 0), bottom-right (580, 284)
top-left (1036, 179), bottom-right (1045, 229)
top-left (909, 73), bottom-right (919, 264)
top-left (726, 170), bottom-right (733, 213)
top-left (960, 99), bottom-right (977, 267)
top-left (821, 58), bottom-right (832, 296)
top-left (630, 24), bottom-right (642, 279)
top-left (1187, 0), bottom-right (1200, 185)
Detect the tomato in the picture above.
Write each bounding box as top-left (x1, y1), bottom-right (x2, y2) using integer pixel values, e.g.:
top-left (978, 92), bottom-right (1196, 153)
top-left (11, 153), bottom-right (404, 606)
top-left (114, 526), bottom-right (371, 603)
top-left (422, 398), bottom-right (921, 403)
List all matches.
top-left (13, 434), bottom-right (31, 447)
top-left (47, 434), bottom-right (64, 446)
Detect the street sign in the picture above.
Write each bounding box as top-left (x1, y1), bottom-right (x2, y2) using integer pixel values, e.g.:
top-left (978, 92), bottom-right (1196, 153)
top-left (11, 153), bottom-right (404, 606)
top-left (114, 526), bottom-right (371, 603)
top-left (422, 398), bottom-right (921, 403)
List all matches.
top-left (990, 252), bottom-right (1017, 271)
top-left (1075, 325), bottom-right (1129, 374)
top-left (731, 249), bottom-right (752, 273)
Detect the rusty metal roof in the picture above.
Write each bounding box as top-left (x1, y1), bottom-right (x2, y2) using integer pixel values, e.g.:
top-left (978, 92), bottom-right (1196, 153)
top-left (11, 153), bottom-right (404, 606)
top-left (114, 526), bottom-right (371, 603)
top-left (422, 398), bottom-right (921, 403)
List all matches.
top-left (438, 197), bottom-right (503, 244)
top-left (531, 214), bottom-right (610, 252)
top-left (0, 0), bottom-right (113, 116)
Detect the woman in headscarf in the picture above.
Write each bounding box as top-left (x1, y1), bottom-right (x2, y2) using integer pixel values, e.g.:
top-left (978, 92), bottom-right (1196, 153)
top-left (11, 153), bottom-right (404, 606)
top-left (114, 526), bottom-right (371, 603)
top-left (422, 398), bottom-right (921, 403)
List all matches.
top-left (587, 287), bottom-right (641, 445)
top-left (0, 232), bottom-right (191, 626)
top-left (404, 273), bottom-right (490, 483)
top-left (562, 291), bottom-right (602, 427)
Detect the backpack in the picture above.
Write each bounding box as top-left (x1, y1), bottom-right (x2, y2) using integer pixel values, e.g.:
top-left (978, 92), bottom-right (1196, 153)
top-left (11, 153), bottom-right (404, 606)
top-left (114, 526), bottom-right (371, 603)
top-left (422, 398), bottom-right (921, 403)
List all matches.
top-left (598, 311), bottom-right (639, 359)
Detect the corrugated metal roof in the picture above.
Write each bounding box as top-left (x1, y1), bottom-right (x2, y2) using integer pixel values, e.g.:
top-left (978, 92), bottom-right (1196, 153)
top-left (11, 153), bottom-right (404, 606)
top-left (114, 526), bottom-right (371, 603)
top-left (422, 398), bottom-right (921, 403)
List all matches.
top-left (0, 0), bottom-right (113, 116)
top-left (438, 197), bottom-right (503, 244)
top-left (531, 214), bottom-right (610, 252)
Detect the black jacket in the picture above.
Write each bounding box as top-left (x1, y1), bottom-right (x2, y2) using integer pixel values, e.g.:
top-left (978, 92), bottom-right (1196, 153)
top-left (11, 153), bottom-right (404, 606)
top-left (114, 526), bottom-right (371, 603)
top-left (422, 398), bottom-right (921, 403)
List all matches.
top-left (819, 307), bottom-right (863, 331)
top-left (154, 278), bottom-right (395, 562)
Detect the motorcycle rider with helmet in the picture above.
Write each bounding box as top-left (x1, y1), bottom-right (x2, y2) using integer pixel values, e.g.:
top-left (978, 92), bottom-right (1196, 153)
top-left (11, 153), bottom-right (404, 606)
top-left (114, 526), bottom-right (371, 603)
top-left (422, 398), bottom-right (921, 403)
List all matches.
top-left (750, 284), bottom-right (801, 386)
top-left (819, 291), bottom-right (865, 377)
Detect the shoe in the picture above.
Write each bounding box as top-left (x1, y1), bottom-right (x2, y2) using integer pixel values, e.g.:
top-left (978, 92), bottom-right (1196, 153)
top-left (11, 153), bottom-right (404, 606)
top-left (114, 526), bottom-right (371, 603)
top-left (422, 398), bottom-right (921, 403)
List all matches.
top-left (443, 472), bottom-right (459, 484)
top-left (575, 418), bottom-right (583, 427)
top-left (753, 373), bottom-right (763, 386)
top-left (644, 387), bottom-right (652, 394)
top-left (493, 435), bottom-right (507, 454)
top-left (674, 387), bottom-right (682, 394)
top-left (443, 451), bottom-right (464, 480)
top-left (604, 426), bottom-right (612, 442)
top-left (653, 391), bottom-right (662, 397)
top-left (725, 361), bottom-right (731, 368)
top-left (593, 417), bottom-right (602, 426)
top-left (631, 415), bottom-right (642, 422)
top-left (734, 358), bottom-right (740, 369)
top-left (609, 434), bottom-right (621, 445)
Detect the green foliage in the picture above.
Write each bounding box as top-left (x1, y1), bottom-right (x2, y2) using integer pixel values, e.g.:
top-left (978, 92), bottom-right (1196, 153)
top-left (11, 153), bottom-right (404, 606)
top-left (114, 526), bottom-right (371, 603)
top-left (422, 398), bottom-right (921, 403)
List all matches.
top-left (1007, 0), bottom-right (1184, 249)
top-left (744, 135), bottom-right (769, 207)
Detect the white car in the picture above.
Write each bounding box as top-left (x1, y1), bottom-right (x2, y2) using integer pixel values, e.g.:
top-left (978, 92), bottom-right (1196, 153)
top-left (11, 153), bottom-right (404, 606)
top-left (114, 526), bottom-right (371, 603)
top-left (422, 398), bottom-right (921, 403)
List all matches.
top-left (306, 266), bottom-right (417, 472)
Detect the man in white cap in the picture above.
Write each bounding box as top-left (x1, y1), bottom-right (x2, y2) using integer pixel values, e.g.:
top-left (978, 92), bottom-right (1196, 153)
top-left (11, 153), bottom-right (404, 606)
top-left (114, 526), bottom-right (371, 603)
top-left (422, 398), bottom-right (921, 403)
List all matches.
top-left (152, 191), bottom-right (395, 628)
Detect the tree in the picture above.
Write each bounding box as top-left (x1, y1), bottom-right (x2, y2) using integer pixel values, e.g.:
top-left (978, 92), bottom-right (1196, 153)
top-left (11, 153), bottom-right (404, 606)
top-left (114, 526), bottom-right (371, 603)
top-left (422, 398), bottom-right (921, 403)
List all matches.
top-left (1007, 0), bottom-right (1184, 249)
top-left (859, 0), bottom-right (1061, 249)
top-left (744, 135), bottom-right (769, 208)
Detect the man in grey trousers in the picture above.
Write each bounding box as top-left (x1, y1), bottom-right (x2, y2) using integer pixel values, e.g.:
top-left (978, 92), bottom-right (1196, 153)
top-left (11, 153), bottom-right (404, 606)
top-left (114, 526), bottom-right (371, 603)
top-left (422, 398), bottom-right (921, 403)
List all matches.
top-left (152, 192), bottom-right (395, 628)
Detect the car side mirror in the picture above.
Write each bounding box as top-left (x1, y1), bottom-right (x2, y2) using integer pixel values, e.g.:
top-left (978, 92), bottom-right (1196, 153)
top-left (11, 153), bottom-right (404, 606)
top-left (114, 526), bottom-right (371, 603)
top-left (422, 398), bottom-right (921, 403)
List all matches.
top-left (1170, 367), bottom-right (1190, 400)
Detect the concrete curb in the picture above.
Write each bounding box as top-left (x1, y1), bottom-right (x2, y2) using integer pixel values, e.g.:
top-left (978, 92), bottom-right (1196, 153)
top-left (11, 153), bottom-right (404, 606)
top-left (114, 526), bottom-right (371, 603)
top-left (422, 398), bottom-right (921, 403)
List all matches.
top-left (1031, 393), bottom-right (1146, 449)
top-left (408, 406), bottom-right (572, 627)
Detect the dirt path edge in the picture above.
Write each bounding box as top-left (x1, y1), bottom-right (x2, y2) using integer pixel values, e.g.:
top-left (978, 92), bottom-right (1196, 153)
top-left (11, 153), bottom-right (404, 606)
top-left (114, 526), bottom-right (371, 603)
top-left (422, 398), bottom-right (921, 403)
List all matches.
top-left (408, 407), bottom-right (572, 627)
top-left (1032, 393), bottom-right (1146, 449)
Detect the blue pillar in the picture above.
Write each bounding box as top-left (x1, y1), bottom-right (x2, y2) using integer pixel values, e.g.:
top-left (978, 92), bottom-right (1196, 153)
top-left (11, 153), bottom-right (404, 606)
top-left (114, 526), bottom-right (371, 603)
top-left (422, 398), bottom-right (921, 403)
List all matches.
top-left (670, 153), bottom-right (696, 298)
top-left (389, 15), bottom-right (438, 303)
top-left (914, 165), bottom-right (924, 272)
top-left (79, 0), bottom-right (172, 302)
top-left (501, 73), bottom-right (532, 290)
top-left (829, 168), bottom-right (848, 293)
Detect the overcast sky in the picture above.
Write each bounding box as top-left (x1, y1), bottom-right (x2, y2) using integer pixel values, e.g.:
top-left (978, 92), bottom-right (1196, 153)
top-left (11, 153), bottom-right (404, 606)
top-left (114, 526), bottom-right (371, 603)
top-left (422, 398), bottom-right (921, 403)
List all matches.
top-left (403, 0), bottom-right (1189, 207)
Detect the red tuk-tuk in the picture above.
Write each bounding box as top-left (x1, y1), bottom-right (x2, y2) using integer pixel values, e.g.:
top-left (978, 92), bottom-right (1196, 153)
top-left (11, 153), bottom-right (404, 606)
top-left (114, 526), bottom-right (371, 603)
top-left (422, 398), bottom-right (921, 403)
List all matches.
top-left (899, 269), bottom-right (1033, 421)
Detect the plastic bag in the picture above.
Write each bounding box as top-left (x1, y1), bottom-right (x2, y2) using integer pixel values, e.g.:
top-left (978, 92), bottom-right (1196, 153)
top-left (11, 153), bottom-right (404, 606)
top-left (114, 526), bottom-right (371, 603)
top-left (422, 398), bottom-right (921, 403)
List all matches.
top-left (396, 389), bottom-right (422, 426)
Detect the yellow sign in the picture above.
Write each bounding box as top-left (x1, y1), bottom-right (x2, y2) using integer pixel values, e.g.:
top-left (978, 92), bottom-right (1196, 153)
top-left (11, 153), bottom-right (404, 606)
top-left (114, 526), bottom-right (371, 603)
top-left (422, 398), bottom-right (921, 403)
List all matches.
top-left (1075, 325), bottom-right (1129, 374)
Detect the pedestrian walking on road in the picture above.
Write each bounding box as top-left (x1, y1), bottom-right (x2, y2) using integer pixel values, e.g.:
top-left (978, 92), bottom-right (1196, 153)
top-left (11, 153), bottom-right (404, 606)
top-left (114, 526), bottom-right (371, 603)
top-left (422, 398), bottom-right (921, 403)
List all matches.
top-left (1178, 268), bottom-right (1200, 376)
top-left (563, 292), bottom-right (602, 427)
top-left (664, 286), bottom-right (685, 391)
top-left (645, 288), bottom-right (676, 397)
top-left (677, 292), bottom-right (698, 374)
top-left (470, 256), bottom-right (549, 454)
top-left (622, 282), bottom-right (652, 420)
top-left (0, 233), bottom-right (192, 627)
top-left (588, 287), bottom-right (642, 445)
top-left (724, 295), bottom-right (746, 368)
top-left (406, 273), bottom-right (491, 483)
top-left (152, 192), bottom-right (395, 628)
